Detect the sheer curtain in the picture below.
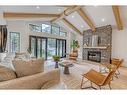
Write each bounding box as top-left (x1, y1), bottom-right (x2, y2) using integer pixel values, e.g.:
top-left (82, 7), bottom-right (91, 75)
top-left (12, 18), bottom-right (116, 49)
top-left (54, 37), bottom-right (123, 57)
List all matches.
top-left (0, 25), bottom-right (7, 53)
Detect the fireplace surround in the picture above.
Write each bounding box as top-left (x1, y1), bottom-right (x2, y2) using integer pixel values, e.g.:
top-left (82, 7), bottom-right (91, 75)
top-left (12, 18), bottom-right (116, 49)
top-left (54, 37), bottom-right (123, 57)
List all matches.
top-left (83, 25), bottom-right (112, 63)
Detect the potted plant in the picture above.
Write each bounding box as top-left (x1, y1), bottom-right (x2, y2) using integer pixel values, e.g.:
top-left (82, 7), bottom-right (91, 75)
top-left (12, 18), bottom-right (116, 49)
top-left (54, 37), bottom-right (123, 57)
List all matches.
top-left (71, 40), bottom-right (80, 52)
top-left (53, 55), bottom-right (60, 68)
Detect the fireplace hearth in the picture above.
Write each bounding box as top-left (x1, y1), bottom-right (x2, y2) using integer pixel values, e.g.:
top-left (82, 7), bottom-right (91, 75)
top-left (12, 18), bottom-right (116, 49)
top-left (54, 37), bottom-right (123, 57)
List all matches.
top-left (88, 51), bottom-right (101, 62)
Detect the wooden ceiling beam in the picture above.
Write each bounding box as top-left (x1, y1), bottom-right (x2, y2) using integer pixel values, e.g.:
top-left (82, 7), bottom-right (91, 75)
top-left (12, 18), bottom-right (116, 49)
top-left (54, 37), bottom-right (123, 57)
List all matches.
top-left (51, 6), bottom-right (82, 23)
top-left (62, 18), bottom-right (82, 35)
top-left (112, 6), bottom-right (123, 30)
top-left (77, 8), bottom-right (96, 31)
top-left (3, 12), bottom-right (60, 18)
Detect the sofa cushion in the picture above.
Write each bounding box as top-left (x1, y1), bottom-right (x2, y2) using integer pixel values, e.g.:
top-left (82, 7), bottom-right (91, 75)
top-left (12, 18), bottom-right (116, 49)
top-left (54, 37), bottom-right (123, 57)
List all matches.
top-left (12, 58), bottom-right (44, 78)
top-left (0, 65), bottom-right (16, 82)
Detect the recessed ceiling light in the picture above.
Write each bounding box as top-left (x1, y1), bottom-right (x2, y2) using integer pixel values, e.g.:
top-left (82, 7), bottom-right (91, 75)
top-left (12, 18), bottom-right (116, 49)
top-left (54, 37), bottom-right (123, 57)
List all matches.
top-left (71, 15), bottom-right (74, 18)
top-left (36, 6), bottom-right (40, 9)
top-left (101, 18), bottom-right (105, 22)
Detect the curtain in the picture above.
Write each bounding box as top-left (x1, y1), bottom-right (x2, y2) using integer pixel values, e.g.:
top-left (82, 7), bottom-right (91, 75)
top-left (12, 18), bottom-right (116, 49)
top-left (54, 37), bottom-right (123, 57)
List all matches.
top-left (0, 25), bottom-right (7, 53)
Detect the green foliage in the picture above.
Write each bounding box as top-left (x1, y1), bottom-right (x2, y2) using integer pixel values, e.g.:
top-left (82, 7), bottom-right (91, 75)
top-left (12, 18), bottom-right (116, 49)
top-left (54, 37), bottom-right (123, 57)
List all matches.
top-left (71, 40), bottom-right (80, 50)
top-left (53, 55), bottom-right (60, 62)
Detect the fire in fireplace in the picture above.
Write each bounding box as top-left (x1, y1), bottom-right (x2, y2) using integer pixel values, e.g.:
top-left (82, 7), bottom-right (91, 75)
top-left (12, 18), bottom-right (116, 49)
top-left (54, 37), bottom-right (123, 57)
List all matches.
top-left (87, 51), bottom-right (101, 62)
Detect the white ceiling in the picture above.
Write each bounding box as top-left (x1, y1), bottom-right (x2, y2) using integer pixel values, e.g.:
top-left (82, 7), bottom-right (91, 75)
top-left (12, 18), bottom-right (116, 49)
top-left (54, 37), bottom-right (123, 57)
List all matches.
top-left (0, 6), bottom-right (67, 14)
top-left (84, 6), bottom-right (116, 27)
top-left (0, 6), bottom-right (126, 34)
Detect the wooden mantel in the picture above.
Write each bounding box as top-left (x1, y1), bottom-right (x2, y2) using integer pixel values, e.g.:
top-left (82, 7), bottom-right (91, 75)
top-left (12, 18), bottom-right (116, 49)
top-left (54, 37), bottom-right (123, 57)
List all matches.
top-left (83, 46), bottom-right (108, 49)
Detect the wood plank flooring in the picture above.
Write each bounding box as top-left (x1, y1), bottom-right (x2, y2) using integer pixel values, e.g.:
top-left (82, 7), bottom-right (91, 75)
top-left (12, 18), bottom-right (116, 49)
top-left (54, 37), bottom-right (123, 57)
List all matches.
top-left (45, 60), bottom-right (127, 89)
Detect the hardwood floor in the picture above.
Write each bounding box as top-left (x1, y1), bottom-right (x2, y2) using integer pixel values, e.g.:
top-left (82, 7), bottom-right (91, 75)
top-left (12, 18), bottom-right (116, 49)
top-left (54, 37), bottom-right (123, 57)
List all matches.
top-left (45, 60), bottom-right (127, 89)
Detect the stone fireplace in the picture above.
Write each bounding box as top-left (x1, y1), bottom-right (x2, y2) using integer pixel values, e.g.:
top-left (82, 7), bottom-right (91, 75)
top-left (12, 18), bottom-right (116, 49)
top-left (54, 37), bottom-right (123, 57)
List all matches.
top-left (83, 25), bottom-right (112, 63)
top-left (88, 51), bottom-right (101, 62)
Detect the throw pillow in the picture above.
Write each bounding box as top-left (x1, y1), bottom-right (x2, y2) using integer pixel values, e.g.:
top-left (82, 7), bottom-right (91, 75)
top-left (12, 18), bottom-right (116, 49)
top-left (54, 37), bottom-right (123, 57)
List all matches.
top-left (15, 52), bottom-right (27, 60)
top-left (12, 58), bottom-right (44, 77)
top-left (0, 65), bottom-right (17, 82)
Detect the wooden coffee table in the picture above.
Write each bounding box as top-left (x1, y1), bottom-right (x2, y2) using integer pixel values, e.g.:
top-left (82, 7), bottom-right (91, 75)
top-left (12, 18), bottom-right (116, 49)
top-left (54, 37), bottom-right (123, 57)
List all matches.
top-left (59, 60), bottom-right (74, 74)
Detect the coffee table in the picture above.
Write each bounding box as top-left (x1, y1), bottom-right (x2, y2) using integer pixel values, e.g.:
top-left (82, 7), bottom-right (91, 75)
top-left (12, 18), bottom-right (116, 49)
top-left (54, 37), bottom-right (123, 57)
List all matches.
top-left (59, 60), bottom-right (74, 74)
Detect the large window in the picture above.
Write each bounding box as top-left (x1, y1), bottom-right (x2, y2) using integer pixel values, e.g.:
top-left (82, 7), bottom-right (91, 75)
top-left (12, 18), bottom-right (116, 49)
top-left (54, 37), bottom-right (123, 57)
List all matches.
top-left (42, 24), bottom-right (51, 33)
top-left (29, 36), bottom-right (66, 60)
top-left (10, 32), bottom-right (20, 53)
top-left (29, 24), bottom-right (41, 32)
top-left (29, 23), bottom-right (67, 37)
top-left (60, 31), bottom-right (66, 37)
top-left (52, 26), bottom-right (59, 35)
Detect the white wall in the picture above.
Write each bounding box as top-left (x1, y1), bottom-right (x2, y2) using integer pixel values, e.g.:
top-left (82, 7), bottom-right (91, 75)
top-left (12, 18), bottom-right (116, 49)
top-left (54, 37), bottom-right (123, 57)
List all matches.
top-left (7, 20), bottom-right (29, 52)
top-left (6, 20), bottom-right (71, 54)
top-left (75, 33), bottom-right (83, 60)
top-left (112, 28), bottom-right (127, 67)
top-left (0, 9), bottom-right (6, 25)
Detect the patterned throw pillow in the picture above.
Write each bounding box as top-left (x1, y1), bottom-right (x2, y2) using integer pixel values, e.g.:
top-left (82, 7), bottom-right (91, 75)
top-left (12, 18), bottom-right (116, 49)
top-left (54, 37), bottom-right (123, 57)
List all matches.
top-left (12, 58), bottom-right (44, 77)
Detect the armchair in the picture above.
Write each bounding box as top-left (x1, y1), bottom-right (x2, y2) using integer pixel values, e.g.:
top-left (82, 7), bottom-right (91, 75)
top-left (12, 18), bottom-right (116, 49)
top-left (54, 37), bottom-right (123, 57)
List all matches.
top-left (81, 67), bottom-right (116, 89)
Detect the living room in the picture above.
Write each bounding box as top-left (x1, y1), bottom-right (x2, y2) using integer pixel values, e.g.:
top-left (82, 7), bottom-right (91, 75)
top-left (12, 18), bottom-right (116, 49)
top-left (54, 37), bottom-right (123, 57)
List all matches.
top-left (0, 3), bottom-right (127, 92)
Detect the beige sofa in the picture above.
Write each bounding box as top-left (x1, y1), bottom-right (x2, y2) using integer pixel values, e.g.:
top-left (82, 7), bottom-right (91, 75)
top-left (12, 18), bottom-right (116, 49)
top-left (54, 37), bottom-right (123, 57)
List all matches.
top-left (0, 58), bottom-right (60, 89)
top-left (0, 69), bottom-right (60, 89)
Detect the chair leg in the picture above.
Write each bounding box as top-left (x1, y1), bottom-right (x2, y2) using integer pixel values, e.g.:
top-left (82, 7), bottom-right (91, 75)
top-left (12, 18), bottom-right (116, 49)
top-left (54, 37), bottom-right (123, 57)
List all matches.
top-left (80, 77), bottom-right (84, 89)
top-left (90, 81), bottom-right (92, 87)
top-left (108, 83), bottom-right (112, 90)
top-left (111, 76), bottom-right (114, 81)
top-left (99, 86), bottom-right (101, 90)
top-left (115, 73), bottom-right (119, 78)
top-left (116, 69), bottom-right (120, 75)
top-left (80, 78), bottom-right (97, 89)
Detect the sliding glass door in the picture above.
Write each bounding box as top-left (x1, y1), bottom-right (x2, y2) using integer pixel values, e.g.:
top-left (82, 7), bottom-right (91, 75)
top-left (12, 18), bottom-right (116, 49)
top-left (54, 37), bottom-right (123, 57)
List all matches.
top-left (56, 39), bottom-right (66, 58)
top-left (37, 38), bottom-right (47, 59)
top-left (37, 38), bottom-right (41, 58)
top-left (30, 36), bottom-right (36, 57)
top-left (62, 40), bottom-right (66, 57)
top-left (30, 36), bottom-right (47, 59)
top-left (41, 39), bottom-right (47, 59)
top-left (47, 38), bottom-right (56, 60)
top-left (29, 36), bottom-right (66, 60)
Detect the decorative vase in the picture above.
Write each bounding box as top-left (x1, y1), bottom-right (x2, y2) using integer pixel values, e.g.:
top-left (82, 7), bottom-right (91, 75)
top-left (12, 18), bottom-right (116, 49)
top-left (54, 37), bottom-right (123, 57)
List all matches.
top-left (55, 61), bottom-right (59, 68)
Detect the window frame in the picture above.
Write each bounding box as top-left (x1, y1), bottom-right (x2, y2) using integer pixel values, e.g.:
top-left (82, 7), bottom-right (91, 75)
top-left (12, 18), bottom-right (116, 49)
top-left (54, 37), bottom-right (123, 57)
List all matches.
top-left (29, 24), bottom-right (42, 32)
top-left (60, 31), bottom-right (67, 37)
top-left (10, 32), bottom-right (20, 53)
top-left (51, 25), bottom-right (60, 35)
top-left (41, 23), bottom-right (51, 33)
top-left (29, 23), bottom-right (67, 37)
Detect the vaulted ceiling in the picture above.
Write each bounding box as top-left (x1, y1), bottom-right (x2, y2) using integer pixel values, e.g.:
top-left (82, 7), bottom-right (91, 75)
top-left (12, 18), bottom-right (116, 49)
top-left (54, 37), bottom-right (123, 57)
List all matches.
top-left (0, 6), bottom-right (126, 35)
